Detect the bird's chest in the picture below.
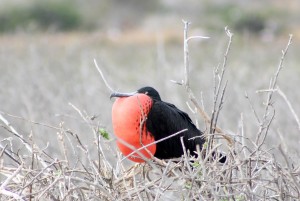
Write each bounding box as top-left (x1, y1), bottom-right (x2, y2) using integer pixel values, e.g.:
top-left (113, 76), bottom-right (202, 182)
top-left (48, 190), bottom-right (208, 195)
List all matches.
top-left (112, 94), bottom-right (156, 162)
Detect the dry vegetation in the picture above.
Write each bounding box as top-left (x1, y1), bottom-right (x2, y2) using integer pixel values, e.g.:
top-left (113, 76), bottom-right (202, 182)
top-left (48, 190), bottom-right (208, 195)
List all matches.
top-left (1, 19), bottom-right (300, 200)
top-left (1, 2), bottom-right (300, 200)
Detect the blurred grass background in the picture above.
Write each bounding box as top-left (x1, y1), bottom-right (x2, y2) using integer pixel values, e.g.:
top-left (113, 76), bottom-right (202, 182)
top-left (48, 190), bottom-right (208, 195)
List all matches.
top-left (1, 0), bottom-right (300, 162)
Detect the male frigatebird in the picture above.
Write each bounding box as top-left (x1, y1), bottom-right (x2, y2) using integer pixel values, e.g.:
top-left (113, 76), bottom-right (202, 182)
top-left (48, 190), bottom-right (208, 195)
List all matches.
top-left (111, 86), bottom-right (224, 163)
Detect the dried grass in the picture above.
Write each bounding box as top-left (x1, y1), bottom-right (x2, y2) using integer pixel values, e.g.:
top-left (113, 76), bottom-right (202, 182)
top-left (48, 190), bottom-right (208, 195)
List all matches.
top-left (1, 24), bottom-right (299, 201)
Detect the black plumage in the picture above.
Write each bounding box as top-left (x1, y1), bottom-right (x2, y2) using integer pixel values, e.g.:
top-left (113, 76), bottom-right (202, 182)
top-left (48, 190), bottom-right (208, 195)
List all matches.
top-left (136, 87), bottom-right (205, 159)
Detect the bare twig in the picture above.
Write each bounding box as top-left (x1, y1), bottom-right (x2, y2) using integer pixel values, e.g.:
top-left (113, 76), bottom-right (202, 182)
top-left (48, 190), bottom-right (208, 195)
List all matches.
top-left (182, 20), bottom-right (210, 89)
top-left (121, 129), bottom-right (188, 162)
top-left (180, 136), bottom-right (193, 173)
top-left (0, 189), bottom-right (25, 201)
top-left (0, 110), bottom-right (60, 130)
top-left (255, 34), bottom-right (293, 145)
top-left (183, 20), bottom-right (191, 88)
top-left (94, 58), bottom-right (114, 92)
top-left (210, 27), bottom-right (233, 135)
top-left (1, 163), bottom-right (23, 189)
top-left (277, 87), bottom-right (300, 131)
top-left (181, 21), bottom-right (234, 148)
top-left (0, 114), bottom-right (48, 168)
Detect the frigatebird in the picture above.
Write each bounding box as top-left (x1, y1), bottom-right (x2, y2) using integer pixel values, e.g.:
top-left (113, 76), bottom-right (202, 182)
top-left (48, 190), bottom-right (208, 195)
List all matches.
top-left (111, 86), bottom-right (225, 163)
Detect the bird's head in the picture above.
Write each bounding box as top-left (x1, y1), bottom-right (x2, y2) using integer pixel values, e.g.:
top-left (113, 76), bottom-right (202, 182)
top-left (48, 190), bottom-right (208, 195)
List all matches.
top-left (110, 86), bottom-right (161, 101)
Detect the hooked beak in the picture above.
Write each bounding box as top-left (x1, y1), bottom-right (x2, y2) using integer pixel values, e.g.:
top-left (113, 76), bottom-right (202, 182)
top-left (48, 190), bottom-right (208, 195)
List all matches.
top-left (110, 91), bottom-right (137, 99)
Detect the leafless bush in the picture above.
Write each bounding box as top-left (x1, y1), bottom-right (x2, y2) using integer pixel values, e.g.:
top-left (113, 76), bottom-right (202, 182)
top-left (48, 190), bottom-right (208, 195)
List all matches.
top-left (1, 23), bottom-right (299, 201)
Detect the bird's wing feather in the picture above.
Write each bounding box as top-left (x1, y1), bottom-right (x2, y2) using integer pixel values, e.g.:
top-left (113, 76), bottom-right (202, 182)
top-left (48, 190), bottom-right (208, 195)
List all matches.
top-left (164, 102), bottom-right (195, 124)
top-left (146, 100), bottom-right (204, 159)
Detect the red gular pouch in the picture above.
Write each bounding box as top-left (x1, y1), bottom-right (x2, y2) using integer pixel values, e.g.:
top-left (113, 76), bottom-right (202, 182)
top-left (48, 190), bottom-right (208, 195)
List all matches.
top-left (112, 94), bottom-right (156, 162)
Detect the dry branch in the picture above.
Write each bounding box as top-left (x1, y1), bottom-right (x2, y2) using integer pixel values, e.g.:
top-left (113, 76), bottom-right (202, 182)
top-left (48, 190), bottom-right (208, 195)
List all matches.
top-left (181, 21), bottom-right (233, 147)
